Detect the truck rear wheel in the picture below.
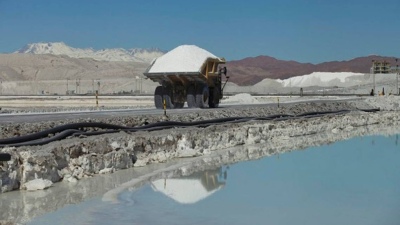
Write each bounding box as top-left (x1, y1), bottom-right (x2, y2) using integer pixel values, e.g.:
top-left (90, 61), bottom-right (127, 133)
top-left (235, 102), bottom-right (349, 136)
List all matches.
top-left (187, 85), bottom-right (197, 108)
top-left (196, 85), bottom-right (209, 108)
top-left (175, 102), bottom-right (184, 108)
top-left (163, 86), bottom-right (175, 109)
top-left (154, 86), bottom-right (163, 109)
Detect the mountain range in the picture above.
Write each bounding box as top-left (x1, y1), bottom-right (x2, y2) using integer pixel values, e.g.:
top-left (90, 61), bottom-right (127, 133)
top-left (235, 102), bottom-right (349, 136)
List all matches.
top-left (15, 42), bottom-right (165, 63)
top-left (9, 42), bottom-right (400, 86)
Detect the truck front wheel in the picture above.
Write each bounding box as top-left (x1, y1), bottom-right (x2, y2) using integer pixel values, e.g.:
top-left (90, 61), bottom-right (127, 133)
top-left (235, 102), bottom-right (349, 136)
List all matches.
top-left (196, 85), bottom-right (209, 108)
top-left (209, 88), bottom-right (220, 108)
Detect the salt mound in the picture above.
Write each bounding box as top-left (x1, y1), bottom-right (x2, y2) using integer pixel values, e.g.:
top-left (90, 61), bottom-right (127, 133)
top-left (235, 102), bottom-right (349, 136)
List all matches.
top-left (224, 93), bottom-right (259, 104)
top-left (278, 72), bottom-right (365, 87)
top-left (148, 45), bottom-right (221, 73)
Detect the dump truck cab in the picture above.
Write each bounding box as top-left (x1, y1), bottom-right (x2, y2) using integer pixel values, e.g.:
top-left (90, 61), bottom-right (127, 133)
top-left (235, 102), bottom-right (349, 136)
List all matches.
top-left (143, 45), bottom-right (228, 109)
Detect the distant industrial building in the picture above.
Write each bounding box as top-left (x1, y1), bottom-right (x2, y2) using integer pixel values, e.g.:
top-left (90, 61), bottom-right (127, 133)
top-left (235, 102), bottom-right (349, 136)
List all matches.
top-left (371, 60), bottom-right (399, 74)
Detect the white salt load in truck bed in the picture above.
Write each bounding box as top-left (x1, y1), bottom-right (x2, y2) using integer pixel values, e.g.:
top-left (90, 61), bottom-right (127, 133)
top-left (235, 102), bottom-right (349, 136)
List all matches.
top-left (146, 45), bottom-right (222, 74)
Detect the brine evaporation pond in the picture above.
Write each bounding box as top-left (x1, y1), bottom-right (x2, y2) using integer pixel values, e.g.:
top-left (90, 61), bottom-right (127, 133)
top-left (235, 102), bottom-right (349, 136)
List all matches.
top-left (30, 135), bottom-right (400, 225)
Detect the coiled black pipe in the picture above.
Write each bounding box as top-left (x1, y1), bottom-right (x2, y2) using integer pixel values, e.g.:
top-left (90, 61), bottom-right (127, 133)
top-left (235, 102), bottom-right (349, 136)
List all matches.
top-left (0, 153), bottom-right (11, 161)
top-left (0, 122), bottom-right (128, 145)
top-left (359, 108), bottom-right (380, 113)
top-left (0, 109), bottom-right (378, 148)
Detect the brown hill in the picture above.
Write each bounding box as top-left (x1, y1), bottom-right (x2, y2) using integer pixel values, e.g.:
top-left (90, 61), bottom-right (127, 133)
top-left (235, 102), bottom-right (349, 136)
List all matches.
top-left (227, 55), bottom-right (399, 86)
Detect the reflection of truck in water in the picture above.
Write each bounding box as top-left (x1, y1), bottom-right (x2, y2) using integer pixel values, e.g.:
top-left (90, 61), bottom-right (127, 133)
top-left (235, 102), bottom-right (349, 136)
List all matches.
top-left (151, 167), bottom-right (227, 204)
top-left (143, 45), bottom-right (228, 109)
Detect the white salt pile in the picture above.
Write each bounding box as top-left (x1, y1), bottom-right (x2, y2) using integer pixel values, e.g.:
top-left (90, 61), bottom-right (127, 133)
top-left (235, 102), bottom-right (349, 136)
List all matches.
top-left (223, 93), bottom-right (260, 104)
top-left (147, 45), bottom-right (222, 73)
top-left (278, 72), bottom-right (365, 87)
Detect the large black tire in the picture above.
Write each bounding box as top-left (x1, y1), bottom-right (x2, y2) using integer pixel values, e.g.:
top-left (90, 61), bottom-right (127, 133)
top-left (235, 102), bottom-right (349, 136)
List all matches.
top-left (196, 85), bottom-right (209, 108)
top-left (154, 86), bottom-right (163, 109)
top-left (209, 88), bottom-right (220, 108)
top-left (163, 86), bottom-right (175, 109)
top-left (187, 85), bottom-right (197, 108)
top-left (174, 102), bottom-right (184, 109)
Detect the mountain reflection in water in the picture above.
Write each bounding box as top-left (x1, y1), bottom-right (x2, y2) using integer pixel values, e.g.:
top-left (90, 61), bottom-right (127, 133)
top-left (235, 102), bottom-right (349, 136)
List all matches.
top-left (29, 135), bottom-right (400, 225)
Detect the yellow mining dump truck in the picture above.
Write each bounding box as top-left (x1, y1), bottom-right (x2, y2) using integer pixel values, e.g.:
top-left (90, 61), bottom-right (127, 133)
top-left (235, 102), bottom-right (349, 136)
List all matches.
top-left (143, 45), bottom-right (228, 109)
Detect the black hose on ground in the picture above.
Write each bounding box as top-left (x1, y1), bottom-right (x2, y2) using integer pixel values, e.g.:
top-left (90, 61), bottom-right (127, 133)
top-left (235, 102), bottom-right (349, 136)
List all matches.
top-left (0, 122), bottom-right (128, 145)
top-left (0, 153), bottom-right (11, 161)
top-left (0, 108), bottom-right (379, 148)
top-left (359, 108), bottom-right (380, 113)
top-left (5, 129), bottom-right (83, 148)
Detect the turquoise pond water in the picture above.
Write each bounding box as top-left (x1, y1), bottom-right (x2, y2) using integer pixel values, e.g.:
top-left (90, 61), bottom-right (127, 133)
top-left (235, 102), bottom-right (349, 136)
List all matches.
top-left (29, 134), bottom-right (400, 225)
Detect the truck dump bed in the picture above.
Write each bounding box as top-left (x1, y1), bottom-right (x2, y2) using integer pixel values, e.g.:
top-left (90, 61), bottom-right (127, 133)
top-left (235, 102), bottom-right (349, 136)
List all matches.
top-left (144, 45), bottom-right (225, 84)
top-left (144, 45), bottom-right (228, 109)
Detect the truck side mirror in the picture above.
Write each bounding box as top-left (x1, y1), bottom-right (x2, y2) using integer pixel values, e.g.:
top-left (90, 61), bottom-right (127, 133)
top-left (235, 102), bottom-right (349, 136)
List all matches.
top-left (219, 67), bottom-right (227, 76)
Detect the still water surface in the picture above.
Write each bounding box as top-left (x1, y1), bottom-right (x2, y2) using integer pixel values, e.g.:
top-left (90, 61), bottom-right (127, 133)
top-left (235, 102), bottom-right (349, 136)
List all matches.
top-left (30, 135), bottom-right (400, 225)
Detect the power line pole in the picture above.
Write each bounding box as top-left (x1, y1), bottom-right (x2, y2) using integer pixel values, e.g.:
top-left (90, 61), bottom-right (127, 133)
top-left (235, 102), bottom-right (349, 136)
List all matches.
top-left (396, 58), bottom-right (399, 95)
top-left (372, 60), bottom-right (376, 95)
top-left (140, 77), bottom-right (142, 94)
top-left (97, 79), bottom-right (101, 93)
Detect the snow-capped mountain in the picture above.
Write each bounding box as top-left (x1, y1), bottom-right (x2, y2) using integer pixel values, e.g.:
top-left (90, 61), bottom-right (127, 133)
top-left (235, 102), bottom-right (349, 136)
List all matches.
top-left (14, 42), bottom-right (165, 63)
top-left (128, 48), bottom-right (166, 63)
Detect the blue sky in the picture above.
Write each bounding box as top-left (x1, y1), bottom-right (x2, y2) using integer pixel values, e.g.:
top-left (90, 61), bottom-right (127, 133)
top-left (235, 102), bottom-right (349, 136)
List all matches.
top-left (0, 0), bottom-right (399, 63)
